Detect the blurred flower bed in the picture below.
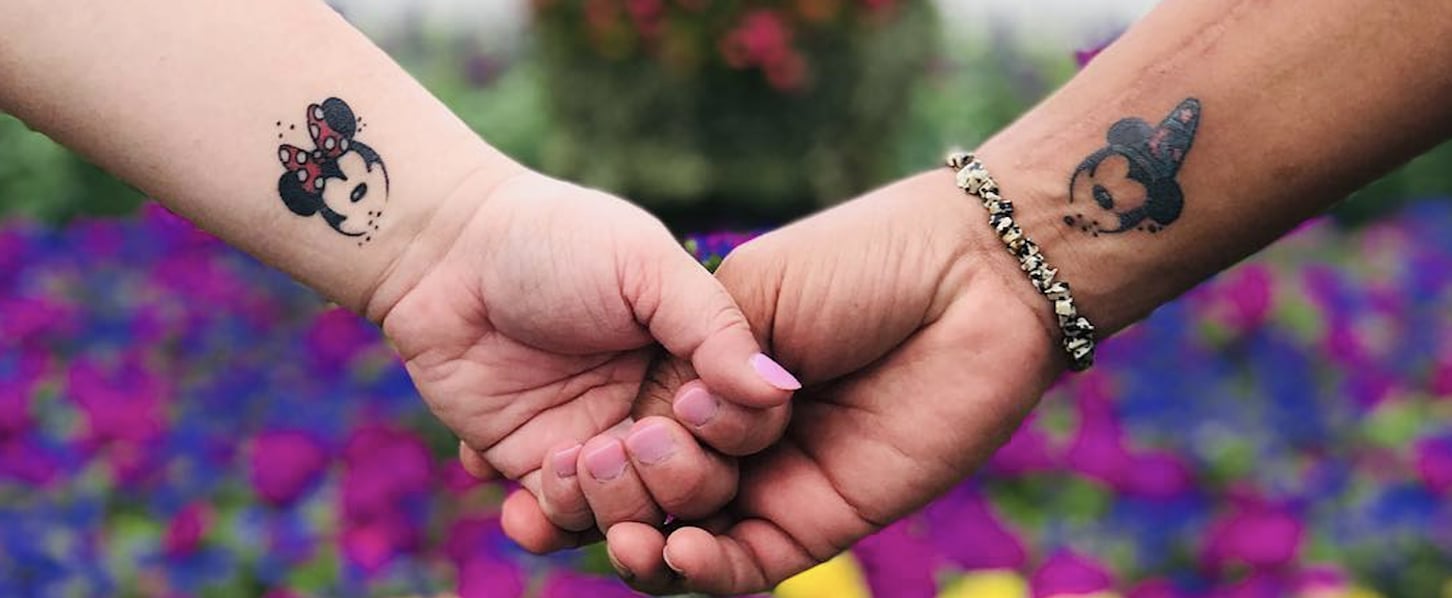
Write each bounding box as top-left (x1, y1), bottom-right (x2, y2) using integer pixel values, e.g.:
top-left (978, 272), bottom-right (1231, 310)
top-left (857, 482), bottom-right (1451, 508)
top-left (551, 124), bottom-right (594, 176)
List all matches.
top-left (532, 0), bottom-right (938, 226)
top-left (5, 199), bottom-right (1452, 596)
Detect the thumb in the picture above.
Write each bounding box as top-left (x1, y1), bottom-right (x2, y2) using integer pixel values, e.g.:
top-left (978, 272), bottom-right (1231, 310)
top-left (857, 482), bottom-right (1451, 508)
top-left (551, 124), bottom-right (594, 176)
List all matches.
top-left (629, 244), bottom-right (798, 410)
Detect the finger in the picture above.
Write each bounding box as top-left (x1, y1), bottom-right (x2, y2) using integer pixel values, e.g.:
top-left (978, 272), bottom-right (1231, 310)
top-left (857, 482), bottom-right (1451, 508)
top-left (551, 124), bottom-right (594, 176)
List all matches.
top-left (538, 443), bottom-right (594, 532)
top-left (664, 522), bottom-right (819, 595)
top-left (457, 441), bottom-right (498, 480)
top-left (670, 380), bottom-right (791, 456)
top-left (605, 523), bottom-right (675, 594)
top-left (622, 416), bottom-right (738, 519)
top-left (629, 244), bottom-right (799, 409)
top-left (499, 488), bottom-right (603, 554)
top-left (578, 435), bottom-right (665, 530)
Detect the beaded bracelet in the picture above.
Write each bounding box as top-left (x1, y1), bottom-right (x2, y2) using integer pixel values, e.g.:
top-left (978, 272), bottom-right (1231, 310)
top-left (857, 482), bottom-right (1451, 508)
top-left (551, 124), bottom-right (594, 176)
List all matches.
top-left (946, 151), bottom-right (1097, 371)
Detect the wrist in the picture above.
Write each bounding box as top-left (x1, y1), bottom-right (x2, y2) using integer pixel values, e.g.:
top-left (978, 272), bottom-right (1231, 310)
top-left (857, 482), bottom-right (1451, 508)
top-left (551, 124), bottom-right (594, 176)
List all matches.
top-left (974, 134), bottom-right (1147, 337)
top-left (359, 154), bottom-right (530, 325)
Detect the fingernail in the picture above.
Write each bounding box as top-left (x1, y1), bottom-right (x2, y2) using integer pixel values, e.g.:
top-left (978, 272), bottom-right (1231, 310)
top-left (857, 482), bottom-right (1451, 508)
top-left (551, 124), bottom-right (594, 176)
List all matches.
top-left (584, 441), bottom-right (627, 481)
top-left (607, 546), bottom-right (635, 581)
top-left (674, 386), bottom-right (720, 427)
top-left (750, 353), bottom-right (802, 391)
top-left (663, 547), bottom-right (684, 575)
top-left (626, 423), bottom-right (677, 465)
top-left (552, 445), bottom-right (581, 478)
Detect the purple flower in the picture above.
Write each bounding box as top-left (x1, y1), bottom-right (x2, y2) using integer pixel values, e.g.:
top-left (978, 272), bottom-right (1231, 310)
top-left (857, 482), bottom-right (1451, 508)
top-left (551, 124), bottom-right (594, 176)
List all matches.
top-left (305, 308), bottom-right (380, 374)
top-left (1127, 578), bottom-right (1189, 598)
top-left (458, 557), bottom-right (527, 598)
top-left (0, 297), bottom-right (75, 344)
top-left (1119, 450), bottom-right (1194, 500)
top-left (1413, 434), bottom-right (1452, 496)
top-left (987, 413), bottom-right (1059, 475)
top-left (537, 570), bottom-right (638, 598)
top-left (1030, 549), bottom-right (1115, 598)
top-left (1074, 34), bottom-right (1120, 69)
top-left (338, 423), bottom-right (432, 574)
top-left (1065, 376), bottom-right (1131, 486)
top-left (853, 520), bottom-right (940, 598)
top-left (249, 430), bottom-right (330, 508)
top-left (922, 487), bottom-right (1027, 571)
top-left (67, 354), bottom-right (169, 447)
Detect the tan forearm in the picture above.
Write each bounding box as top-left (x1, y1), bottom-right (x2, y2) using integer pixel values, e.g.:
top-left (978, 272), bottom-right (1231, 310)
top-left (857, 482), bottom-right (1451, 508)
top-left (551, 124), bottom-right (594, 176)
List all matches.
top-left (976, 0), bottom-right (1452, 334)
top-left (0, 0), bottom-right (522, 314)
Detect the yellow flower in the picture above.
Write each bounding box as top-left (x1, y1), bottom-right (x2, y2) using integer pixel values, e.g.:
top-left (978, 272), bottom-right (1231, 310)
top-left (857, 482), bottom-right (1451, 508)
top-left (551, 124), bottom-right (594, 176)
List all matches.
top-left (775, 554), bottom-right (870, 598)
top-left (939, 570), bottom-right (1028, 598)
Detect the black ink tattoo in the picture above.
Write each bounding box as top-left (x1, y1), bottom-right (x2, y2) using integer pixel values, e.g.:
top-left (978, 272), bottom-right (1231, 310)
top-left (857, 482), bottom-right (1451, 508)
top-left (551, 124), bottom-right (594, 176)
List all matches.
top-left (276, 98), bottom-right (389, 241)
top-left (1066, 98), bottom-right (1200, 235)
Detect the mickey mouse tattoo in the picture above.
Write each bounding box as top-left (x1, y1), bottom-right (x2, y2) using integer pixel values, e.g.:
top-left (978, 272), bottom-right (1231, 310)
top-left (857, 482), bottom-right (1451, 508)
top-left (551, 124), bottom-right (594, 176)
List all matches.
top-left (275, 98), bottom-right (388, 244)
top-left (1066, 98), bottom-right (1201, 236)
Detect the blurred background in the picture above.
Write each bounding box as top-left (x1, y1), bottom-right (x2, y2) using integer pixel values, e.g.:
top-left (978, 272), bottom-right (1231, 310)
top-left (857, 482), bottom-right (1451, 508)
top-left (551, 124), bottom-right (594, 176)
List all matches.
top-left (3, 0), bottom-right (1452, 596)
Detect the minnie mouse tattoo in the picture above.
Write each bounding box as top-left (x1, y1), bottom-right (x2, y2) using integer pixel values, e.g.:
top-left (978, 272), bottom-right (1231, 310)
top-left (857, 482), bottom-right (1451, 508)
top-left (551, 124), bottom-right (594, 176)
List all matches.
top-left (1066, 98), bottom-right (1201, 236)
top-left (276, 98), bottom-right (389, 245)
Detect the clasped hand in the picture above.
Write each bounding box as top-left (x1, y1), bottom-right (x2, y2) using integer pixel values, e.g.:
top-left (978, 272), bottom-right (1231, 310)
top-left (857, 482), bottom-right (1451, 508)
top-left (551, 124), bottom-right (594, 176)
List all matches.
top-left (381, 168), bottom-right (1066, 595)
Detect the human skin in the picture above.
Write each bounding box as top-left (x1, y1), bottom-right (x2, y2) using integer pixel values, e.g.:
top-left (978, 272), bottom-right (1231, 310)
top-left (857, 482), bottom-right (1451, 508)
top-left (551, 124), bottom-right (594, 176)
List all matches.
top-left (0, 0), bottom-right (799, 506)
top-left (503, 0), bottom-right (1452, 593)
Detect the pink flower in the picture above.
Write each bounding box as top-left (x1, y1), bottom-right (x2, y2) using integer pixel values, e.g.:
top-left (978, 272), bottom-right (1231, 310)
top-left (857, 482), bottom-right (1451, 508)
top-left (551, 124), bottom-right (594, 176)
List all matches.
top-left (1031, 549), bottom-right (1115, 598)
top-left (1201, 502), bottom-right (1304, 572)
top-left (163, 502), bottom-right (211, 559)
top-left (250, 430), bottom-right (330, 508)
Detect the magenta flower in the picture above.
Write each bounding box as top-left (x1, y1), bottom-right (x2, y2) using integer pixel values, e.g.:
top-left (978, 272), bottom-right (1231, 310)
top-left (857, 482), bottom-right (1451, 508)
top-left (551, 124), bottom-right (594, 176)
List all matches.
top-left (1127, 578), bottom-right (1188, 598)
top-left (1065, 376), bottom-right (1131, 486)
top-left (1119, 450), bottom-right (1194, 500)
top-left (537, 571), bottom-right (637, 598)
top-left (305, 308), bottom-right (379, 374)
top-left (1217, 265), bottom-right (1274, 334)
top-left (67, 354), bottom-right (169, 447)
top-left (163, 503), bottom-right (211, 559)
top-left (458, 557), bottom-right (527, 598)
top-left (923, 487), bottom-right (1028, 571)
top-left (988, 413), bottom-right (1059, 475)
top-left (853, 521), bottom-right (941, 598)
top-left (249, 430), bottom-right (330, 508)
top-left (1413, 434), bottom-right (1452, 496)
top-left (1201, 502), bottom-right (1304, 572)
top-left (1030, 549), bottom-right (1115, 598)
top-left (0, 296), bottom-right (75, 344)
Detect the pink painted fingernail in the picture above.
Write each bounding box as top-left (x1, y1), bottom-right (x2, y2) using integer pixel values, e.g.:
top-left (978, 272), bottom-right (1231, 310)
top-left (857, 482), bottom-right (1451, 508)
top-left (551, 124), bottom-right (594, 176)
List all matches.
top-left (750, 353), bottom-right (801, 391)
top-left (552, 445), bottom-right (581, 478)
top-left (584, 441), bottom-right (627, 481)
top-left (626, 423), bottom-right (677, 465)
top-left (674, 386), bottom-right (720, 427)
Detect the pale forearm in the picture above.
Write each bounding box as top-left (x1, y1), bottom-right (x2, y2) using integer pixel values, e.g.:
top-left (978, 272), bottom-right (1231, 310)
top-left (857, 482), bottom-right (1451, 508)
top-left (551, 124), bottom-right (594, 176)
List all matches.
top-left (0, 0), bottom-right (522, 315)
top-left (976, 0), bottom-right (1452, 334)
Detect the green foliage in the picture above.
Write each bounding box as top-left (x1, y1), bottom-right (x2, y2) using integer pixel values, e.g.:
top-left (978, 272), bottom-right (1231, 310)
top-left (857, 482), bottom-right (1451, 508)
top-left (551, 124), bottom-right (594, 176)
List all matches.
top-left (534, 1), bottom-right (940, 229)
top-left (0, 114), bottom-right (146, 223)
